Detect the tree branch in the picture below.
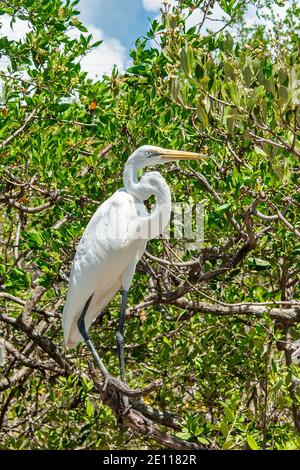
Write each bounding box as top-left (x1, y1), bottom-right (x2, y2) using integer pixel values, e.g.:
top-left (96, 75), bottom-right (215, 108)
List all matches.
top-left (0, 110), bottom-right (35, 150)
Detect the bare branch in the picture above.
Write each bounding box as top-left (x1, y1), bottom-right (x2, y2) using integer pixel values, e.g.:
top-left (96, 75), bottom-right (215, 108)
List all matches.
top-left (89, 365), bottom-right (203, 450)
top-left (0, 195), bottom-right (62, 214)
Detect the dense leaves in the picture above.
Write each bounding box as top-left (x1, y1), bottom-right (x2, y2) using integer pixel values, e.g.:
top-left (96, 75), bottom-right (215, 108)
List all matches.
top-left (0, 0), bottom-right (299, 450)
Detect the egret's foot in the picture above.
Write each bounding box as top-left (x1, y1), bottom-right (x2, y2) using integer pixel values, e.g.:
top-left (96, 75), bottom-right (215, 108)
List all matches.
top-left (89, 363), bottom-right (162, 398)
top-left (102, 373), bottom-right (161, 398)
top-left (101, 373), bottom-right (131, 395)
top-left (102, 373), bottom-right (112, 392)
top-left (123, 400), bottom-right (131, 416)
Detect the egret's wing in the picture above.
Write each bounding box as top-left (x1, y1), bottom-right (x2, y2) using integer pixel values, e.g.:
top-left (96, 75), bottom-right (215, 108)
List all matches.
top-left (62, 189), bottom-right (145, 348)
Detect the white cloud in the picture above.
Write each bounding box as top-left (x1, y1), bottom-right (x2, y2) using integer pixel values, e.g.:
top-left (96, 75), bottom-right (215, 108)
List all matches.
top-left (68, 24), bottom-right (127, 79)
top-left (245, 2), bottom-right (291, 29)
top-left (0, 13), bottom-right (126, 80)
top-left (143, 0), bottom-right (163, 11)
top-left (0, 14), bottom-right (30, 41)
top-left (142, 0), bottom-right (176, 12)
top-left (0, 55), bottom-right (10, 72)
top-left (152, 2), bottom-right (229, 36)
top-left (185, 3), bottom-right (229, 33)
top-left (187, 1), bottom-right (296, 33)
top-left (154, 1), bottom-right (295, 37)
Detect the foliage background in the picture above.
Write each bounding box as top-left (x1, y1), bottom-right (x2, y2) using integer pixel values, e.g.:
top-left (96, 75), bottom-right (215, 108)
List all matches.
top-left (0, 0), bottom-right (299, 450)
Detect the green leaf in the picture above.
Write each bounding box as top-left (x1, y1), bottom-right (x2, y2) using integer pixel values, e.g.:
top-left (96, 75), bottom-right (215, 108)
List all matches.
top-left (187, 46), bottom-right (194, 75)
top-left (180, 47), bottom-right (190, 76)
top-left (285, 370), bottom-right (293, 386)
top-left (278, 86), bottom-right (289, 106)
top-left (196, 102), bottom-right (208, 125)
top-left (216, 202), bottom-right (232, 212)
top-left (278, 67), bottom-right (288, 85)
top-left (91, 40), bottom-right (102, 49)
top-left (223, 440), bottom-right (235, 449)
top-left (243, 64), bottom-right (252, 87)
top-left (272, 379), bottom-right (284, 391)
top-left (254, 146), bottom-right (267, 158)
top-left (165, 13), bottom-right (177, 30)
top-left (195, 63), bottom-right (204, 81)
top-left (197, 436), bottom-right (209, 445)
top-left (223, 60), bottom-right (235, 80)
top-left (220, 422), bottom-right (229, 437)
top-left (76, 23), bottom-right (88, 32)
top-left (86, 399), bottom-right (94, 418)
top-left (224, 406), bottom-right (234, 422)
top-left (26, 230), bottom-right (44, 249)
top-left (248, 85), bottom-right (265, 110)
top-left (176, 431), bottom-right (191, 440)
top-left (246, 435), bottom-right (259, 450)
top-left (248, 258), bottom-right (271, 271)
top-left (226, 115), bottom-right (235, 135)
top-left (127, 65), bottom-right (147, 75)
top-left (163, 336), bottom-right (172, 347)
top-left (223, 33), bottom-right (233, 52)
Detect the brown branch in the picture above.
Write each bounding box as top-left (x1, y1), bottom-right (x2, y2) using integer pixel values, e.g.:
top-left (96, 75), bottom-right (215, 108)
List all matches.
top-left (185, 164), bottom-right (243, 235)
top-left (248, 130), bottom-right (300, 158)
top-left (129, 399), bottom-right (181, 431)
top-left (101, 373), bottom-right (162, 398)
top-left (122, 409), bottom-right (202, 450)
top-left (0, 312), bottom-right (72, 372)
top-left (0, 291), bottom-right (57, 318)
top-left (144, 250), bottom-right (199, 267)
top-left (52, 214), bottom-right (73, 230)
top-left (0, 195), bottom-right (62, 214)
top-left (0, 339), bottom-right (63, 375)
top-left (0, 366), bottom-right (33, 392)
top-left (171, 298), bottom-right (300, 323)
top-left (89, 366), bottom-right (203, 450)
top-left (268, 202), bottom-right (300, 239)
top-left (80, 143), bottom-right (112, 177)
top-left (1, 292), bottom-right (183, 443)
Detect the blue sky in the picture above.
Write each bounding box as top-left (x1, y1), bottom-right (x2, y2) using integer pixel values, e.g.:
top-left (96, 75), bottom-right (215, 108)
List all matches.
top-left (73, 0), bottom-right (162, 77)
top-left (74, 0), bottom-right (170, 78)
top-left (78, 0), bottom-right (156, 51)
top-left (0, 0), bottom-right (164, 77)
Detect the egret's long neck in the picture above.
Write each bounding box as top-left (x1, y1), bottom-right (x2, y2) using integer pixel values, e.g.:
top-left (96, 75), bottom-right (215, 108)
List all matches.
top-left (123, 162), bottom-right (171, 239)
top-left (123, 162), bottom-right (141, 199)
top-left (147, 184), bottom-right (171, 239)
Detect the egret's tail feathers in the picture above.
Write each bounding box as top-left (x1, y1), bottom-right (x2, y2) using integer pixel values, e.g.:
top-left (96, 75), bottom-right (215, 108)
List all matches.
top-left (63, 314), bottom-right (84, 349)
top-left (65, 332), bottom-right (81, 349)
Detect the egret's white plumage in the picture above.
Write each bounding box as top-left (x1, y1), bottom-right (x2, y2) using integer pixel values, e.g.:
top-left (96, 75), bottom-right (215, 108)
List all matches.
top-left (0, 340), bottom-right (6, 367)
top-left (62, 145), bottom-right (203, 354)
top-left (63, 190), bottom-right (148, 347)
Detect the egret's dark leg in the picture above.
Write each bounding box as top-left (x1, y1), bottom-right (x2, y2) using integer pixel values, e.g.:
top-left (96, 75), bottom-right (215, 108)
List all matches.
top-left (116, 289), bottom-right (128, 383)
top-left (77, 294), bottom-right (109, 378)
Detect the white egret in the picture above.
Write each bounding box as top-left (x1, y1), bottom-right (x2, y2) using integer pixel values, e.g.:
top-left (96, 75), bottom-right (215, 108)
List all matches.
top-left (62, 145), bottom-right (204, 384)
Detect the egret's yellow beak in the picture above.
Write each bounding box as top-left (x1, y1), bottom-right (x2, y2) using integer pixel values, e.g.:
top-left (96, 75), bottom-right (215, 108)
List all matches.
top-left (160, 149), bottom-right (206, 161)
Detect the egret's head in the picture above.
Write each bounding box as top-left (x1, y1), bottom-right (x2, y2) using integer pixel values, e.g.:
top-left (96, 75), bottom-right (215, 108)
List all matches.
top-left (126, 145), bottom-right (206, 169)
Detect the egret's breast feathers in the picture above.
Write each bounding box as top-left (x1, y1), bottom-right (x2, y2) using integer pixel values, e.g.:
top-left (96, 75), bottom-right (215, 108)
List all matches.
top-left (62, 189), bottom-right (146, 348)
